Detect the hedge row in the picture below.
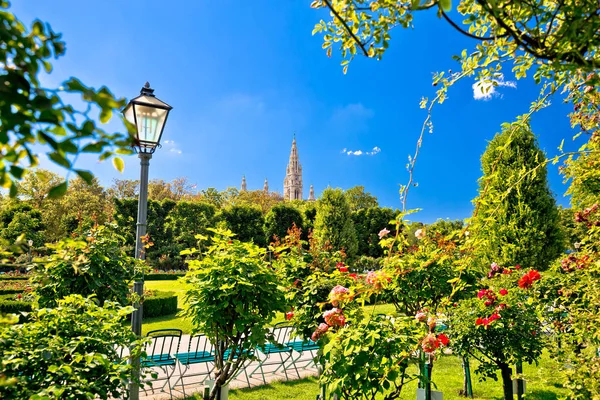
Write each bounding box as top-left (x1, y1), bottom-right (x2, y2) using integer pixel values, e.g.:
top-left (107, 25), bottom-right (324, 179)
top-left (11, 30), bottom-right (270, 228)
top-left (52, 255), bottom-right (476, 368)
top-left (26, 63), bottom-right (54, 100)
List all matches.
top-left (143, 291), bottom-right (178, 318)
top-left (0, 276), bottom-right (29, 281)
top-left (0, 291), bottom-right (178, 319)
top-left (0, 294), bottom-right (33, 314)
top-left (145, 273), bottom-right (185, 281)
top-left (0, 289), bottom-right (26, 295)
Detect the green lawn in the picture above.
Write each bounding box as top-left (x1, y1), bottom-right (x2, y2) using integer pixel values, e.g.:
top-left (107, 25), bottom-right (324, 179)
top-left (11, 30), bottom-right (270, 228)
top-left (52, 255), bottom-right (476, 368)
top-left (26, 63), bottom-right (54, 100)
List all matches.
top-left (185, 351), bottom-right (566, 399)
top-left (143, 280), bottom-right (398, 335)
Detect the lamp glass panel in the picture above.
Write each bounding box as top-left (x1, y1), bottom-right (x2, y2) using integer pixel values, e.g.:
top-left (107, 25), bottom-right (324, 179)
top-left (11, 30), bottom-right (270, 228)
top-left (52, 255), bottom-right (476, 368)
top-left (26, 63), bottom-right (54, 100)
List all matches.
top-left (134, 104), bottom-right (168, 145)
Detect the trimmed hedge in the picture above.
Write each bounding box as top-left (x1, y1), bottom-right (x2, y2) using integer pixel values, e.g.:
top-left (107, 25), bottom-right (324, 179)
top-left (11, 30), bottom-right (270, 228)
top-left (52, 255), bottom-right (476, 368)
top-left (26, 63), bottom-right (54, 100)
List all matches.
top-left (142, 291), bottom-right (178, 318)
top-left (145, 273), bottom-right (185, 281)
top-left (0, 294), bottom-right (33, 314)
top-left (0, 291), bottom-right (178, 319)
top-left (0, 289), bottom-right (25, 295)
top-left (0, 276), bottom-right (29, 281)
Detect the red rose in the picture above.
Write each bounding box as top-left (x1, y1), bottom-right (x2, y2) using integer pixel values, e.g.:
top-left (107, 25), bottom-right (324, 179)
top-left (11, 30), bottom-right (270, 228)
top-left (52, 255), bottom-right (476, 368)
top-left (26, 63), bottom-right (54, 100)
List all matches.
top-left (476, 317), bottom-right (484, 326)
top-left (437, 333), bottom-right (450, 346)
top-left (348, 273), bottom-right (357, 280)
top-left (339, 266), bottom-right (349, 273)
top-left (477, 289), bottom-right (487, 299)
top-left (515, 264), bottom-right (521, 270)
top-left (499, 288), bottom-right (508, 296)
top-left (285, 311), bottom-right (294, 320)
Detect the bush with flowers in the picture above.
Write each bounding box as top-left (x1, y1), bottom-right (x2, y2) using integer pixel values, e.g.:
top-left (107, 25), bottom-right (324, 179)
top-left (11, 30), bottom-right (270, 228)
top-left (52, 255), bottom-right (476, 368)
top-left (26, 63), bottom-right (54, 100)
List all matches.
top-left (449, 262), bottom-right (544, 400)
top-left (536, 202), bottom-right (600, 399)
top-left (381, 217), bottom-right (471, 316)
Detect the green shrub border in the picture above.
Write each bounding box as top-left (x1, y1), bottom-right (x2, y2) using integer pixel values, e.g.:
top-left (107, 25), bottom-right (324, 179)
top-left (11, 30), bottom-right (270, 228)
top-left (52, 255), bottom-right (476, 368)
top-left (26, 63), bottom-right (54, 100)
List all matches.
top-left (0, 291), bottom-right (177, 319)
top-left (0, 293), bottom-right (33, 314)
top-left (145, 273), bottom-right (185, 281)
top-left (0, 289), bottom-right (25, 295)
top-left (142, 291), bottom-right (178, 318)
top-left (0, 276), bottom-right (29, 281)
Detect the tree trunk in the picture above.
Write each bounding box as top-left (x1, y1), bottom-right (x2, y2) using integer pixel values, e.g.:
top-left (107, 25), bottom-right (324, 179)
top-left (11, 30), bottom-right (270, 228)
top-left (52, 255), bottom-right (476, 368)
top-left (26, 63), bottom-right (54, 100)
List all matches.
top-left (499, 363), bottom-right (513, 400)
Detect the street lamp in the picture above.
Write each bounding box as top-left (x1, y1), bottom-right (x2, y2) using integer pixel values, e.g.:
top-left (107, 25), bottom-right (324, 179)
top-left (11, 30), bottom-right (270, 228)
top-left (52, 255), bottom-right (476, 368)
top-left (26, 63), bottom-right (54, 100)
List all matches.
top-left (123, 82), bottom-right (172, 400)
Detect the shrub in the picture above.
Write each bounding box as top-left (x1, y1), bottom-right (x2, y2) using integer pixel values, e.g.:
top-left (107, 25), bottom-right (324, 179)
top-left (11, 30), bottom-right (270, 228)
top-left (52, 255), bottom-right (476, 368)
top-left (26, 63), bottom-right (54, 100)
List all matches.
top-left (0, 279), bottom-right (30, 295)
top-left (142, 291), bottom-right (177, 318)
top-left (0, 295), bottom-right (146, 399)
top-left (0, 294), bottom-right (33, 314)
top-left (31, 224), bottom-right (143, 308)
top-left (264, 204), bottom-right (304, 244)
top-left (449, 263), bottom-right (545, 400)
top-left (145, 273), bottom-right (185, 281)
top-left (181, 229), bottom-right (287, 400)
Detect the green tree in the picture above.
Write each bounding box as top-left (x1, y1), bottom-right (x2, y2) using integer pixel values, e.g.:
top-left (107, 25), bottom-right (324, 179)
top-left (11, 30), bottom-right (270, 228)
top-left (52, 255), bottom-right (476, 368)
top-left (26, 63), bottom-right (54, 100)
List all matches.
top-left (351, 207), bottom-right (397, 257)
top-left (15, 169), bottom-right (63, 209)
top-left (264, 203), bottom-right (304, 244)
top-left (107, 178), bottom-right (139, 199)
top-left (313, 188), bottom-right (358, 259)
top-left (219, 205), bottom-right (266, 246)
top-left (0, 2), bottom-right (133, 196)
top-left (311, 1), bottom-right (600, 73)
top-left (344, 185), bottom-right (378, 212)
top-left (0, 202), bottom-right (45, 246)
top-left (470, 123), bottom-right (563, 271)
top-left (181, 230), bottom-right (287, 400)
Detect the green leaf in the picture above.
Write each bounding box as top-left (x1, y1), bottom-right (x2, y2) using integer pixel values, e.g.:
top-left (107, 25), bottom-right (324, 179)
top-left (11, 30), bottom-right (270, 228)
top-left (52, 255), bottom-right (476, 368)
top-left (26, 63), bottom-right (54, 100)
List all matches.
top-left (112, 157), bottom-right (124, 173)
top-left (81, 142), bottom-right (105, 153)
top-left (48, 152), bottom-right (71, 169)
top-left (99, 109), bottom-right (112, 124)
top-left (439, 0), bottom-right (451, 12)
top-left (48, 182), bottom-right (68, 198)
top-left (75, 169), bottom-right (94, 184)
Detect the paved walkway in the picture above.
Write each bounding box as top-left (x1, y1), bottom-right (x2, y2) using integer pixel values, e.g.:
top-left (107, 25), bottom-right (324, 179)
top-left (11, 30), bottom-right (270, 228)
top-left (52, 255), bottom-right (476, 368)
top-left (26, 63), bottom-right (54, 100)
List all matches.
top-left (138, 334), bottom-right (320, 400)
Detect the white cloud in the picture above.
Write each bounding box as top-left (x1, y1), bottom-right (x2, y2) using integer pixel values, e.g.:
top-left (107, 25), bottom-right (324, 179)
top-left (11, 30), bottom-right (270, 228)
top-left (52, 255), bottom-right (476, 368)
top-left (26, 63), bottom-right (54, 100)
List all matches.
top-left (343, 146), bottom-right (381, 156)
top-left (472, 75), bottom-right (516, 100)
top-left (163, 139), bottom-right (182, 155)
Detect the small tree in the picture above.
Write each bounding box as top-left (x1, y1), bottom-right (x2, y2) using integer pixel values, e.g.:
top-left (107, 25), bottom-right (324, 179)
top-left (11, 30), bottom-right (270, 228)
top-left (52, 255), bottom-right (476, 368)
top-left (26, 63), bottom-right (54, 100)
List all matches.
top-left (181, 230), bottom-right (287, 400)
top-left (0, 295), bottom-right (145, 399)
top-left (450, 263), bottom-right (545, 400)
top-left (471, 123), bottom-right (563, 271)
top-left (313, 188), bottom-right (358, 259)
top-left (264, 203), bottom-right (304, 244)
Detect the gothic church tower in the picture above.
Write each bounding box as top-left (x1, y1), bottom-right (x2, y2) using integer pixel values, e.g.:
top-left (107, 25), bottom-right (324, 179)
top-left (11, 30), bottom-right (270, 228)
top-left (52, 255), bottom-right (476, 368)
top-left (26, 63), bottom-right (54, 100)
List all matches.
top-left (283, 137), bottom-right (303, 200)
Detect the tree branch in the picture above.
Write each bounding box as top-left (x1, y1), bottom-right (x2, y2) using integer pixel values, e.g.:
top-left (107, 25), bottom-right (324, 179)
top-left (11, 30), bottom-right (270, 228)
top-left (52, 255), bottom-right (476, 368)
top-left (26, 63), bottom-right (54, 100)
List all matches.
top-left (323, 0), bottom-right (370, 56)
top-left (441, 10), bottom-right (508, 41)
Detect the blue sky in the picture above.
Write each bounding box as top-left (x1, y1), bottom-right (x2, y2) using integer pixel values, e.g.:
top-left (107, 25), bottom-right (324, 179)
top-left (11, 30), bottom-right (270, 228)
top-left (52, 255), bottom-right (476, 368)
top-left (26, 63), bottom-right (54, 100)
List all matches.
top-left (13, 1), bottom-right (583, 223)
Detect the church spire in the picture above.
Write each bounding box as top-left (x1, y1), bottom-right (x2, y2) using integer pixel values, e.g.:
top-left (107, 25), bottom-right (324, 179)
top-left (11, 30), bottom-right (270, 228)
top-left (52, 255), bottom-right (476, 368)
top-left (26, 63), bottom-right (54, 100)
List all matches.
top-left (308, 184), bottom-right (315, 201)
top-left (241, 175), bottom-right (247, 191)
top-left (263, 178), bottom-right (269, 194)
top-left (283, 135), bottom-right (303, 200)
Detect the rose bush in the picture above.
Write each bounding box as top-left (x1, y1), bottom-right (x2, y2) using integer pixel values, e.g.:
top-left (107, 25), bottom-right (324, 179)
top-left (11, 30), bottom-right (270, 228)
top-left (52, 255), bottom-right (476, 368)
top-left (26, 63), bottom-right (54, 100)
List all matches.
top-left (449, 263), bottom-right (545, 400)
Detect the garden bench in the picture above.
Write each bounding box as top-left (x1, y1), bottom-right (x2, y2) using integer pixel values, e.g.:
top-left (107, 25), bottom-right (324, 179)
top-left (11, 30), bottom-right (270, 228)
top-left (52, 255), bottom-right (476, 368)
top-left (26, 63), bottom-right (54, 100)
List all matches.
top-left (141, 328), bottom-right (182, 399)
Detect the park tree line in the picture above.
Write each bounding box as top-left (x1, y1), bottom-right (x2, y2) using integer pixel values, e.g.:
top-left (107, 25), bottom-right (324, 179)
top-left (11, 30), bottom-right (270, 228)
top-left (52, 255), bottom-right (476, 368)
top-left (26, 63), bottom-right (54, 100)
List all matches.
top-left (0, 171), bottom-right (419, 269)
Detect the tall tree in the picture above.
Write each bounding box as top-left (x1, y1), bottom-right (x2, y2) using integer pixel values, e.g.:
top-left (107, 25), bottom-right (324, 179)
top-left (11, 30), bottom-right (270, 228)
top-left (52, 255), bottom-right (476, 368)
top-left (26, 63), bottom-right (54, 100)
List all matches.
top-left (352, 207), bottom-right (397, 257)
top-left (470, 123), bottom-right (563, 271)
top-left (264, 204), bottom-right (305, 244)
top-left (108, 178), bottom-right (139, 199)
top-left (344, 185), bottom-right (378, 212)
top-left (313, 187), bottom-right (358, 259)
top-left (219, 205), bottom-right (266, 247)
top-left (15, 169), bottom-right (63, 208)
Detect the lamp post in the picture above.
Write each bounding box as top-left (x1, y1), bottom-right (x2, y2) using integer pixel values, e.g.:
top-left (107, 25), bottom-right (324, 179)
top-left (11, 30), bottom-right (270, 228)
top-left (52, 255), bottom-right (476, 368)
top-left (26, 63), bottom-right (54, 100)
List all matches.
top-left (123, 82), bottom-right (172, 400)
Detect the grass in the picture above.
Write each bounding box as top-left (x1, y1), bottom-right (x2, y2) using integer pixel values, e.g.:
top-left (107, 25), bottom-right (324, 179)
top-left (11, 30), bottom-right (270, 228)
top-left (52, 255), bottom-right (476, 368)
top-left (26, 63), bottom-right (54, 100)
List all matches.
top-left (142, 280), bottom-right (399, 335)
top-left (185, 351), bottom-right (566, 399)
top-left (148, 281), bottom-right (567, 400)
